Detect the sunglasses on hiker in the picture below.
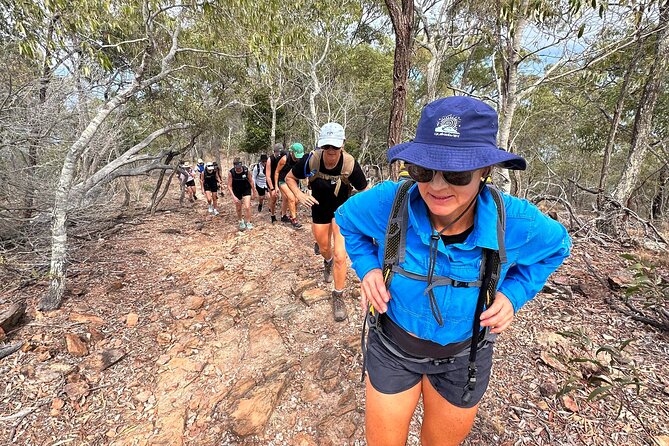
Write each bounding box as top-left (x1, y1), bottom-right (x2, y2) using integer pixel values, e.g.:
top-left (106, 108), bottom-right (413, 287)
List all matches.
top-left (321, 145), bottom-right (341, 151)
top-left (406, 164), bottom-right (476, 186)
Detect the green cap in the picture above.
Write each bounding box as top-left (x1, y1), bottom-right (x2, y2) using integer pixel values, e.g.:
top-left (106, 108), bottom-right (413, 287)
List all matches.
top-left (289, 142), bottom-right (304, 159)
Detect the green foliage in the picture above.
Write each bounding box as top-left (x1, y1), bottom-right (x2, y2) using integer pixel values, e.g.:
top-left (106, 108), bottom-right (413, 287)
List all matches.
top-left (620, 253), bottom-right (669, 306)
top-left (556, 329), bottom-right (643, 413)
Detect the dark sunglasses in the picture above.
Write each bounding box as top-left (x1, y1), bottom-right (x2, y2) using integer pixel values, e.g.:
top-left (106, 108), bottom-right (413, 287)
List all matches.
top-left (406, 164), bottom-right (476, 186)
top-left (321, 145), bottom-right (341, 151)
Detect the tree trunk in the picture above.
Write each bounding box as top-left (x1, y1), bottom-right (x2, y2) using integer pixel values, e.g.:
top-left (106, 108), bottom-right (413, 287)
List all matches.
top-left (270, 97), bottom-right (278, 149)
top-left (308, 64), bottom-right (321, 144)
top-left (23, 16), bottom-right (56, 220)
top-left (652, 164), bottom-right (668, 219)
top-left (612, 4), bottom-right (669, 205)
top-left (149, 152), bottom-right (176, 215)
top-left (69, 124), bottom-right (189, 199)
top-left (597, 52), bottom-right (640, 210)
top-left (425, 50), bottom-right (440, 103)
top-left (122, 178), bottom-right (131, 209)
top-left (385, 0), bottom-right (414, 181)
top-left (39, 89), bottom-right (136, 310)
top-left (496, 0), bottom-right (529, 195)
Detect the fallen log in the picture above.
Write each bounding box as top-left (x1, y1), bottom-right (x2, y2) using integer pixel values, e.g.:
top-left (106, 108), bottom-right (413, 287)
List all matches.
top-left (0, 341), bottom-right (24, 361)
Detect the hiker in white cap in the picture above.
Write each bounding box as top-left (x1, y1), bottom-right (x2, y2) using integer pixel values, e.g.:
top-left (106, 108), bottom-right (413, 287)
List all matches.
top-left (286, 122), bottom-right (368, 321)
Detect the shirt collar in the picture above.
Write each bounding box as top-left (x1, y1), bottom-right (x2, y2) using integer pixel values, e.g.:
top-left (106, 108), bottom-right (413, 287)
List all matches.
top-left (406, 183), bottom-right (500, 251)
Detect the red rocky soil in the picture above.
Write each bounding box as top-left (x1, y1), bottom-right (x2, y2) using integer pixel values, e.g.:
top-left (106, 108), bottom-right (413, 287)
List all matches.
top-left (1, 197), bottom-right (668, 445)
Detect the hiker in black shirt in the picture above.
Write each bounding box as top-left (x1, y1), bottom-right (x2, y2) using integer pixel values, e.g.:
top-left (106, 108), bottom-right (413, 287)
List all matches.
top-left (286, 122), bottom-right (368, 321)
top-left (266, 143), bottom-right (288, 224)
top-left (227, 157), bottom-right (257, 230)
top-left (200, 161), bottom-right (222, 216)
top-left (274, 143), bottom-right (304, 228)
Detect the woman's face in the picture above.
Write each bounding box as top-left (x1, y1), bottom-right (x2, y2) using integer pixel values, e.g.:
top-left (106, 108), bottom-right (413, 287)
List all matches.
top-left (416, 167), bottom-right (488, 225)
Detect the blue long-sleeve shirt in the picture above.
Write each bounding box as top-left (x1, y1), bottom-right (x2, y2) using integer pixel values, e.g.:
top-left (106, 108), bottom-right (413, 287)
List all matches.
top-left (335, 181), bottom-right (571, 345)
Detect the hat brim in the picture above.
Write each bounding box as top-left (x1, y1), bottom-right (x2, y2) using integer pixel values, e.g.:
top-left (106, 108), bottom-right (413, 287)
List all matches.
top-left (388, 141), bottom-right (526, 171)
top-left (318, 138), bottom-right (344, 148)
top-left (293, 152), bottom-right (304, 159)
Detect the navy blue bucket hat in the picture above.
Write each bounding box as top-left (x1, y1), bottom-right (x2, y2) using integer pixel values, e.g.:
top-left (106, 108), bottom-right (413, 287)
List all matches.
top-left (388, 96), bottom-right (526, 171)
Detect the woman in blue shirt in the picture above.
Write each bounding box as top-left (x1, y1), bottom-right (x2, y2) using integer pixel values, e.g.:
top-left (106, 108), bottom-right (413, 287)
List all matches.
top-left (335, 97), bottom-right (570, 446)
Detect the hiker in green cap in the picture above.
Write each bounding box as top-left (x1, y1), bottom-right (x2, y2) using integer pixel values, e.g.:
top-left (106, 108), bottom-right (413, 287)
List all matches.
top-left (274, 143), bottom-right (304, 228)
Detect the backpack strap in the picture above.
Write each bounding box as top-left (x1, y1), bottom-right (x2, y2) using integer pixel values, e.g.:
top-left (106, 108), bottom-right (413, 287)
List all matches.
top-left (309, 150), bottom-right (357, 196)
top-left (382, 179), bottom-right (414, 287)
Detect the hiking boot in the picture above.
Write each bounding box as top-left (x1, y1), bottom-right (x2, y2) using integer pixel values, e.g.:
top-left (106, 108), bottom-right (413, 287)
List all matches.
top-left (314, 242), bottom-right (320, 255)
top-left (239, 220), bottom-right (246, 230)
top-left (212, 208), bottom-right (219, 216)
top-left (258, 203), bottom-right (263, 212)
top-left (281, 215), bottom-right (290, 223)
top-left (271, 215), bottom-right (277, 224)
top-left (332, 290), bottom-right (347, 322)
top-left (193, 194), bottom-right (197, 200)
top-left (323, 258), bottom-right (333, 283)
top-left (208, 205), bottom-right (213, 214)
top-left (290, 217), bottom-right (302, 229)
top-left (246, 222), bottom-right (254, 230)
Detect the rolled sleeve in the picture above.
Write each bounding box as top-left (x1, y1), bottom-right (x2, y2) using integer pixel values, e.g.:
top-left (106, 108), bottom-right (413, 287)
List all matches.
top-left (499, 213), bottom-right (571, 313)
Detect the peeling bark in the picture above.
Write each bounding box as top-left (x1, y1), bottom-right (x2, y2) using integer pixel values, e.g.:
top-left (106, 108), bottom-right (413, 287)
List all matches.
top-left (385, 0), bottom-right (414, 181)
top-left (612, 4), bottom-right (669, 205)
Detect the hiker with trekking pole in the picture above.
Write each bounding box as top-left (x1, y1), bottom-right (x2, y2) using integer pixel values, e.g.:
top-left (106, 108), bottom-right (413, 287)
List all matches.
top-left (335, 96), bottom-right (571, 446)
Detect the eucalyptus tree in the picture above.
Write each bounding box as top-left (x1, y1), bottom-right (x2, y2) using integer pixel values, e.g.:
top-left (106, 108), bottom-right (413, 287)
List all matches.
top-left (612, 2), bottom-right (669, 207)
top-left (413, 0), bottom-right (486, 103)
top-left (2, 0), bottom-right (252, 310)
top-left (385, 0), bottom-right (414, 181)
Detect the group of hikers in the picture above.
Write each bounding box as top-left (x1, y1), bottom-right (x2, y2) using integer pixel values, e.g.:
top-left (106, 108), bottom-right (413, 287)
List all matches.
top-left (178, 97), bottom-right (571, 446)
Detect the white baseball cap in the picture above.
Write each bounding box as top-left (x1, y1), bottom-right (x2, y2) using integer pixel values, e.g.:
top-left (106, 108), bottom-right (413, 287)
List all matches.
top-left (317, 122), bottom-right (345, 148)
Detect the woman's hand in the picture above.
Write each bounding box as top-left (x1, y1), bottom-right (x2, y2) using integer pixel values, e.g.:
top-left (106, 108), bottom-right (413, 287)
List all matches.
top-left (480, 291), bottom-right (515, 334)
top-left (360, 268), bottom-right (391, 314)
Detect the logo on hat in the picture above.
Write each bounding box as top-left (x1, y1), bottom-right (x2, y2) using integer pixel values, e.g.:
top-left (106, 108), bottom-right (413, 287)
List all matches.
top-left (434, 115), bottom-right (461, 138)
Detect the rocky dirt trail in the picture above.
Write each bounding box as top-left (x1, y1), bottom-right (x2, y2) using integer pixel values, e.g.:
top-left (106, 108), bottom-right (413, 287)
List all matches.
top-left (1, 196), bottom-right (669, 445)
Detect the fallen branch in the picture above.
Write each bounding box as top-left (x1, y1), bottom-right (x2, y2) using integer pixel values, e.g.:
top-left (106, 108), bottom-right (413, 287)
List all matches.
top-left (582, 254), bottom-right (669, 332)
top-left (0, 341), bottom-right (24, 361)
top-left (531, 194), bottom-right (584, 230)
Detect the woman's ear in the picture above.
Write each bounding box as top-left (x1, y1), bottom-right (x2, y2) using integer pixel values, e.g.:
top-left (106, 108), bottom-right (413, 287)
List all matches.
top-left (480, 167), bottom-right (492, 182)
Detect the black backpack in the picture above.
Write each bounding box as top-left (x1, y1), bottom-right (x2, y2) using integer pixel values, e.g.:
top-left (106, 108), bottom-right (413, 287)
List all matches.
top-left (363, 179), bottom-right (507, 405)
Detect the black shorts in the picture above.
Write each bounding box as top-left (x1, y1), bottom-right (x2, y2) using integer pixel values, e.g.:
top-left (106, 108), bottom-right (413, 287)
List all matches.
top-left (233, 188), bottom-right (251, 200)
top-left (365, 329), bottom-right (494, 408)
top-left (204, 181), bottom-right (218, 193)
top-left (186, 179), bottom-right (195, 187)
top-left (255, 184), bottom-right (267, 196)
top-left (311, 201), bottom-right (339, 224)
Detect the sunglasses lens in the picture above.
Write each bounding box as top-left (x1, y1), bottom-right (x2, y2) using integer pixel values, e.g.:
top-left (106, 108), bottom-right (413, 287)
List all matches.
top-left (406, 165), bottom-right (474, 185)
top-left (406, 164), bottom-right (434, 182)
top-left (442, 171), bottom-right (473, 186)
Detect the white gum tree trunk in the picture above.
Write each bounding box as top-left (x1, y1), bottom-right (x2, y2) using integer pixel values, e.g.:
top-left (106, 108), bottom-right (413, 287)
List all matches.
top-left (612, 4), bottom-right (669, 206)
top-left (496, 0), bottom-right (529, 195)
top-left (39, 18), bottom-right (184, 310)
